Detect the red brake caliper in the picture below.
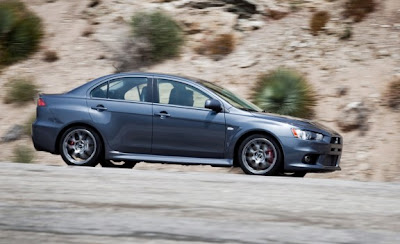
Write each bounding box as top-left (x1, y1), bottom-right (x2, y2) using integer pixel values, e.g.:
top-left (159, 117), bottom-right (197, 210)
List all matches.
top-left (267, 149), bottom-right (273, 164)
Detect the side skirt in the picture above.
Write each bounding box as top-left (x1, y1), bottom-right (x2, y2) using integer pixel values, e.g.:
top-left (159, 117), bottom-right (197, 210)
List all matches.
top-left (108, 151), bottom-right (233, 166)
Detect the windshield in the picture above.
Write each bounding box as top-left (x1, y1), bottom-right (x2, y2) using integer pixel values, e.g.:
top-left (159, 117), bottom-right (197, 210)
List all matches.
top-left (197, 80), bottom-right (263, 112)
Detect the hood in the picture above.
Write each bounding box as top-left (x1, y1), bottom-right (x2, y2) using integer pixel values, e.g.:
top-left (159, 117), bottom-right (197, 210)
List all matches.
top-left (251, 112), bottom-right (340, 136)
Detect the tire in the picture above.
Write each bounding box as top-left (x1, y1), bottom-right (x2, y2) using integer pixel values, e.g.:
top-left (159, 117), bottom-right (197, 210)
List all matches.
top-left (59, 126), bottom-right (102, 167)
top-left (238, 134), bottom-right (282, 176)
top-left (100, 160), bottom-right (137, 169)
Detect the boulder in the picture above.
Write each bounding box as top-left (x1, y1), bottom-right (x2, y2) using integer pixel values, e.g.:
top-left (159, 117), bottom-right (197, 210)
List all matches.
top-left (337, 102), bottom-right (369, 133)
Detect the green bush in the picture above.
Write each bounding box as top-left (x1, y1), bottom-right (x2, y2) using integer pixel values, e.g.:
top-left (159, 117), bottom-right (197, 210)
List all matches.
top-left (253, 68), bottom-right (316, 119)
top-left (13, 145), bottom-right (34, 163)
top-left (3, 77), bottom-right (38, 105)
top-left (0, 1), bottom-right (43, 65)
top-left (343, 0), bottom-right (376, 22)
top-left (131, 11), bottom-right (183, 63)
top-left (310, 11), bottom-right (330, 36)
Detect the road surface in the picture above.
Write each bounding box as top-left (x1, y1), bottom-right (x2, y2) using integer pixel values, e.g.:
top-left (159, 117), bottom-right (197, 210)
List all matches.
top-left (0, 162), bottom-right (399, 244)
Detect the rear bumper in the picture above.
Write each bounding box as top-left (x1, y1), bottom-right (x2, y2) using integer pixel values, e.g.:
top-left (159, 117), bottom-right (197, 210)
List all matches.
top-left (32, 121), bottom-right (59, 154)
top-left (281, 136), bottom-right (343, 173)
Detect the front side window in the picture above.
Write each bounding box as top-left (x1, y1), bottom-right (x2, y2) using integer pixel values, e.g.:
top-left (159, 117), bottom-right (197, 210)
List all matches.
top-left (91, 77), bottom-right (149, 102)
top-left (157, 79), bottom-right (211, 108)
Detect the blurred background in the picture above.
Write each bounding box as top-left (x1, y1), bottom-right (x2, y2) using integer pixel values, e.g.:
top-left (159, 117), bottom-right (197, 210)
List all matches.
top-left (0, 0), bottom-right (399, 181)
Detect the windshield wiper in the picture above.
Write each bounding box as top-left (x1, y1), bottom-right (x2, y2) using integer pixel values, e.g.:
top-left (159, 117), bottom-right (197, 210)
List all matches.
top-left (238, 107), bottom-right (258, 112)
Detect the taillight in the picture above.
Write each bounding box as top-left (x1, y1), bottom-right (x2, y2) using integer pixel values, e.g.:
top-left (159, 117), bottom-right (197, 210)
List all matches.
top-left (38, 98), bottom-right (46, 107)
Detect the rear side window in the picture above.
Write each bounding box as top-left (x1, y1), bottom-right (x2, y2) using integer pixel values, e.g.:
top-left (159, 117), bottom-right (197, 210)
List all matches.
top-left (91, 77), bottom-right (149, 102)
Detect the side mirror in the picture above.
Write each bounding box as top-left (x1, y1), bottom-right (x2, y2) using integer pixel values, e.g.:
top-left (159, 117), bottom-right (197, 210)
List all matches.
top-left (205, 99), bottom-right (222, 112)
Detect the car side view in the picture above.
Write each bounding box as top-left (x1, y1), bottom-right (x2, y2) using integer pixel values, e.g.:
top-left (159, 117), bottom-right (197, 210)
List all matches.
top-left (32, 73), bottom-right (342, 177)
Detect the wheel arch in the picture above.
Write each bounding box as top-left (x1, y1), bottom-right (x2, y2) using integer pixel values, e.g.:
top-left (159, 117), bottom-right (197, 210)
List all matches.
top-left (55, 122), bottom-right (105, 155)
top-left (232, 130), bottom-right (284, 167)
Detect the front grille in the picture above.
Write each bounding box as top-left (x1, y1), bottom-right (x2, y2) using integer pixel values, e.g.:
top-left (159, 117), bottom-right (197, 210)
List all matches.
top-left (322, 155), bottom-right (338, 166)
top-left (330, 137), bottom-right (341, 144)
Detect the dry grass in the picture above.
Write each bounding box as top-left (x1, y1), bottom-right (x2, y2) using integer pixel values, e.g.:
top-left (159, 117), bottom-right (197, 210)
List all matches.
top-left (384, 78), bottom-right (400, 111)
top-left (267, 9), bottom-right (288, 20)
top-left (343, 0), bottom-right (376, 22)
top-left (43, 50), bottom-right (59, 62)
top-left (194, 34), bottom-right (235, 61)
top-left (310, 11), bottom-right (330, 36)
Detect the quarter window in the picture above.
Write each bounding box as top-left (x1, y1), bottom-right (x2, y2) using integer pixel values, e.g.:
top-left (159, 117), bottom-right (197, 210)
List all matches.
top-left (157, 79), bottom-right (211, 108)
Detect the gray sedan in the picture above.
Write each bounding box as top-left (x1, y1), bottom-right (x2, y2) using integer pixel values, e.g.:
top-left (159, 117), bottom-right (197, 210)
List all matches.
top-left (32, 73), bottom-right (342, 177)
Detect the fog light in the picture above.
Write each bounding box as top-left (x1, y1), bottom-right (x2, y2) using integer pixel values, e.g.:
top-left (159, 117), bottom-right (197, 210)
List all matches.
top-left (303, 154), bottom-right (318, 164)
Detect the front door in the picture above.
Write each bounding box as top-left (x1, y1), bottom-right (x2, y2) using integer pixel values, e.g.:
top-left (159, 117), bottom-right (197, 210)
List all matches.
top-left (152, 78), bottom-right (226, 158)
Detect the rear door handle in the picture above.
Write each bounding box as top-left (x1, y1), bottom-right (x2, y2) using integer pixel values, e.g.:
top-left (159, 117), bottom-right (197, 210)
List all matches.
top-left (91, 104), bottom-right (108, 112)
top-left (154, 111), bottom-right (170, 119)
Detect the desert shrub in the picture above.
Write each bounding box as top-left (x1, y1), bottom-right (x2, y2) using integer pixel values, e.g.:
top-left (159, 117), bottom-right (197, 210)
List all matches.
top-left (310, 11), bottom-right (330, 35)
top-left (43, 50), bottom-right (58, 62)
top-left (13, 145), bottom-right (34, 163)
top-left (208, 34), bottom-right (235, 57)
top-left (0, 1), bottom-right (43, 65)
top-left (343, 0), bottom-right (376, 22)
top-left (131, 11), bottom-right (183, 63)
top-left (384, 79), bottom-right (400, 111)
top-left (267, 9), bottom-right (288, 20)
top-left (3, 77), bottom-right (38, 105)
top-left (24, 113), bottom-right (36, 136)
top-left (253, 68), bottom-right (316, 119)
top-left (82, 27), bottom-right (94, 37)
top-left (194, 34), bottom-right (235, 60)
top-left (87, 0), bottom-right (101, 8)
top-left (339, 25), bottom-right (352, 40)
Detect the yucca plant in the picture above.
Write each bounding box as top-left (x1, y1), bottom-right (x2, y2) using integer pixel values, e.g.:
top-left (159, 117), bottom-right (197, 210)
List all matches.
top-left (131, 11), bottom-right (183, 63)
top-left (253, 68), bottom-right (316, 119)
top-left (0, 1), bottom-right (43, 65)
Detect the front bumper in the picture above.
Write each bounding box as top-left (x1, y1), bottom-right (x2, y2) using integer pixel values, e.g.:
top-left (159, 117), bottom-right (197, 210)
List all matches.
top-left (281, 135), bottom-right (342, 173)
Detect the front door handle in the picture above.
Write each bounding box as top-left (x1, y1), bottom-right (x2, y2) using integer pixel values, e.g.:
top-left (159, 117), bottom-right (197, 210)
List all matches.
top-left (91, 104), bottom-right (108, 112)
top-left (154, 111), bottom-right (171, 119)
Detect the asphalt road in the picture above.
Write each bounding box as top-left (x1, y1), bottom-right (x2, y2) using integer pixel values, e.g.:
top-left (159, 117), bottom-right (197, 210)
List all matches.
top-left (0, 162), bottom-right (399, 244)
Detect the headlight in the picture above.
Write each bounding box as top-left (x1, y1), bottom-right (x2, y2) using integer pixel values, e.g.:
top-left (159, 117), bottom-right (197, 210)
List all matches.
top-left (291, 128), bottom-right (324, 141)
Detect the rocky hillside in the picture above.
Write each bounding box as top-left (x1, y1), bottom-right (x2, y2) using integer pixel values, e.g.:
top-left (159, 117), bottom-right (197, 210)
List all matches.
top-left (0, 0), bottom-right (399, 181)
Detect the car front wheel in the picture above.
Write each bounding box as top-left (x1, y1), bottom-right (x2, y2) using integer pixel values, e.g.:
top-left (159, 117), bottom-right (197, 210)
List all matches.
top-left (238, 134), bottom-right (282, 176)
top-left (60, 126), bottom-right (102, 167)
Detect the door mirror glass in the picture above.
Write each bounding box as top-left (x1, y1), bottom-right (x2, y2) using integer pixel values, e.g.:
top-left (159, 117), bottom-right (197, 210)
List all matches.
top-left (205, 99), bottom-right (222, 112)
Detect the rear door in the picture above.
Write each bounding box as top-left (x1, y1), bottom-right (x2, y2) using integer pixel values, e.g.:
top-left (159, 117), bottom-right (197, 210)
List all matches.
top-left (151, 78), bottom-right (226, 158)
top-left (87, 76), bottom-right (153, 153)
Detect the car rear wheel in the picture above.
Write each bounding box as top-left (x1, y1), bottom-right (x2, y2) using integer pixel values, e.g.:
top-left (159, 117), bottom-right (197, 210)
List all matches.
top-left (60, 126), bottom-right (102, 167)
top-left (100, 160), bottom-right (137, 168)
top-left (238, 134), bottom-right (282, 176)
